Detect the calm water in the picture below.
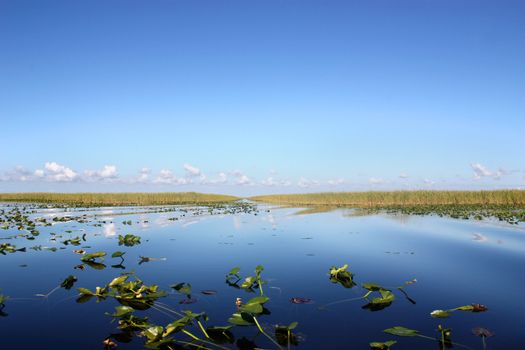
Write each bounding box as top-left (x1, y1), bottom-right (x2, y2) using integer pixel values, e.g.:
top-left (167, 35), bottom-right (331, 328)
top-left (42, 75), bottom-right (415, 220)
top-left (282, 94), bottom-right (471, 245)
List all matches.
top-left (1, 203), bottom-right (524, 349)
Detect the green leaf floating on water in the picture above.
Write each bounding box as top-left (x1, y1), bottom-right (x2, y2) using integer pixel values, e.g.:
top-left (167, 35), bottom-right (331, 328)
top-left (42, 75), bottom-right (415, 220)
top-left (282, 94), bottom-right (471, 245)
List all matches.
top-left (118, 234), bottom-right (141, 247)
top-left (370, 340), bottom-right (397, 349)
top-left (228, 267), bottom-right (241, 276)
top-left (288, 321), bottom-right (298, 330)
top-left (383, 326), bottom-right (420, 337)
top-left (143, 325), bottom-right (164, 341)
top-left (80, 251), bottom-right (106, 262)
top-left (363, 283), bottom-right (383, 291)
top-left (329, 264), bottom-right (356, 288)
top-left (107, 305), bottom-right (134, 317)
top-left (111, 251), bottom-right (125, 258)
top-left (60, 275), bottom-right (78, 290)
top-left (228, 312), bottom-right (255, 326)
top-left (239, 296), bottom-right (269, 314)
top-left (370, 289), bottom-right (395, 305)
top-left (108, 275), bottom-right (128, 288)
top-left (170, 282), bottom-right (192, 297)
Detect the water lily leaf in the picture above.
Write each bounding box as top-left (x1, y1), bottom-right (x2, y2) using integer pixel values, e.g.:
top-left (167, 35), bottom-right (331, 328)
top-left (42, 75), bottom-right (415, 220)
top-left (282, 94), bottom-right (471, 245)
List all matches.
top-left (107, 305), bottom-right (134, 317)
top-left (363, 283), bottom-right (383, 291)
top-left (118, 234), bottom-right (141, 247)
top-left (78, 287), bottom-right (94, 295)
top-left (76, 293), bottom-right (94, 303)
top-left (241, 276), bottom-right (257, 289)
top-left (170, 282), bottom-right (192, 297)
top-left (246, 296), bottom-right (269, 305)
top-left (228, 267), bottom-right (241, 276)
top-left (80, 251), bottom-right (106, 262)
top-left (329, 264), bottom-right (355, 288)
top-left (143, 325), bottom-right (163, 341)
top-left (370, 289), bottom-right (395, 305)
top-left (228, 312), bottom-right (254, 326)
top-left (84, 261), bottom-right (106, 270)
top-left (370, 340), bottom-right (397, 349)
top-left (109, 275), bottom-right (129, 288)
top-left (383, 326), bottom-right (419, 337)
top-left (288, 321), bottom-right (298, 330)
top-left (111, 251), bottom-right (125, 258)
top-left (60, 275), bottom-right (78, 290)
top-left (240, 302), bottom-right (263, 314)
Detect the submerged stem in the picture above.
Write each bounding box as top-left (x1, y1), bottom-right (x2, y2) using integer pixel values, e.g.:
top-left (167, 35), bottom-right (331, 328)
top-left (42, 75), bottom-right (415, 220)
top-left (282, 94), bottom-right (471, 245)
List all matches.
top-left (253, 316), bottom-right (283, 350)
top-left (321, 291), bottom-right (372, 308)
top-left (197, 320), bottom-right (210, 339)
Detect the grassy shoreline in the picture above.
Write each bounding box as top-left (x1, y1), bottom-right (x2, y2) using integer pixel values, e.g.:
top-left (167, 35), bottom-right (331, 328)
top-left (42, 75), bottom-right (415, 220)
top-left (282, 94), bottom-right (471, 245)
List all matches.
top-left (0, 192), bottom-right (239, 206)
top-left (251, 190), bottom-right (525, 207)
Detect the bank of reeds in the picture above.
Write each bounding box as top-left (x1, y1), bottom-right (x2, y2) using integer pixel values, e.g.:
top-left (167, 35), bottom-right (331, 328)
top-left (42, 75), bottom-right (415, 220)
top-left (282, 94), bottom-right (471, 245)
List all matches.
top-left (251, 190), bottom-right (525, 207)
top-left (0, 192), bottom-right (239, 206)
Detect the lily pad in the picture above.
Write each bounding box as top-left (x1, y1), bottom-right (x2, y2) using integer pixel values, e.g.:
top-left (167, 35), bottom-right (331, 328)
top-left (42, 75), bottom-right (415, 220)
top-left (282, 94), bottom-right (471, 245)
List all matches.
top-left (383, 326), bottom-right (419, 337)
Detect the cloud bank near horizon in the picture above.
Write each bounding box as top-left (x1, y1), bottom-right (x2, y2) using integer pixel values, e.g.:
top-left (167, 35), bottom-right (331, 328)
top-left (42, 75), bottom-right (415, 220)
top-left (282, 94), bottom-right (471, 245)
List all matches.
top-left (0, 161), bottom-right (522, 194)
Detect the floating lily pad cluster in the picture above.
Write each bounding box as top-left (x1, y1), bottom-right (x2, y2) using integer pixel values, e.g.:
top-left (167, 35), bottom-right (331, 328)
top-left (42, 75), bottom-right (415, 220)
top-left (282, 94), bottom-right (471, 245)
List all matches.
top-left (118, 234), bottom-right (141, 247)
top-left (74, 266), bottom-right (299, 350)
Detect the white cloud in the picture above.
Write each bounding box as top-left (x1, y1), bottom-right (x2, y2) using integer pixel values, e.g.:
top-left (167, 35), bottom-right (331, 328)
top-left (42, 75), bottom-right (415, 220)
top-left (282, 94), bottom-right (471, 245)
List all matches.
top-left (44, 162), bottom-right (78, 182)
top-left (153, 169), bottom-right (188, 185)
top-left (298, 177), bottom-right (319, 188)
top-left (237, 174), bottom-right (252, 185)
top-left (423, 178), bottom-right (435, 185)
top-left (471, 163), bottom-right (509, 180)
top-left (34, 169), bottom-right (44, 178)
top-left (369, 177), bottom-right (385, 185)
top-left (183, 164), bottom-right (201, 177)
top-left (399, 173), bottom-right (409, 179)
top-left (137, 167), bottom-right (151, 183)
top-left (261, 177), bottom-right (278, 186)
top-left (471, 163), bottom-right (493, 179)
top-left (261, 176), bottom-right (292, 187)
top-left (205, 172), bottom-right (228, 185)
top-left (327, 178), bottom-right (345, 186)
top-left (84, 165), bottom-right (118, 181)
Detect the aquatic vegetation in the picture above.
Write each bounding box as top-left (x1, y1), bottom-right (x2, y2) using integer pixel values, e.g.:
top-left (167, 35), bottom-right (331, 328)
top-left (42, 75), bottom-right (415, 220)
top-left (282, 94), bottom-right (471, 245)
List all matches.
top-left (369, 340), bottom-right (397, 349)
top-left (0, 292), bottom-right (8, 317)
top-left (0, 192), bottom-right (239, 206)
top-left (430, 304), bottom-right (488, 318)
top-left (171, 282), bottom-right (192, 298)
top-left (0, 293), bottom-right (8, 306)
top-left (60, 275), bottom-right (78, 290)
top-left (329, 264), bottom-right (356, 288)
top-left (80, 251), bottom-right (106, 262)
top-left (0, 201), bottom-right (517, 348)
top-left (275, 322), bottom-right (299, 347)
top-left (0, 243), bottom-right (25, 255)
top-left (384, 325), bottom-right (475, 350)
top-left (472, 327), bottom-right (494, 350)
top-left (73, 268), bottom-right (297, 349)
top-left (226, 266), bottom-right (266, 295)
top-left (118, 234), bottom-right (141, 246)
top-left (252, 190), bottom-right (525, 223)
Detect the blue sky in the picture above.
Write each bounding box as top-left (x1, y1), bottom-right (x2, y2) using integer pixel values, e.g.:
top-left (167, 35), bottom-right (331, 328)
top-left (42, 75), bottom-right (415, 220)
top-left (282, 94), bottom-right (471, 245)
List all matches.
top-left (0, 0), bottom-right (524, 195)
